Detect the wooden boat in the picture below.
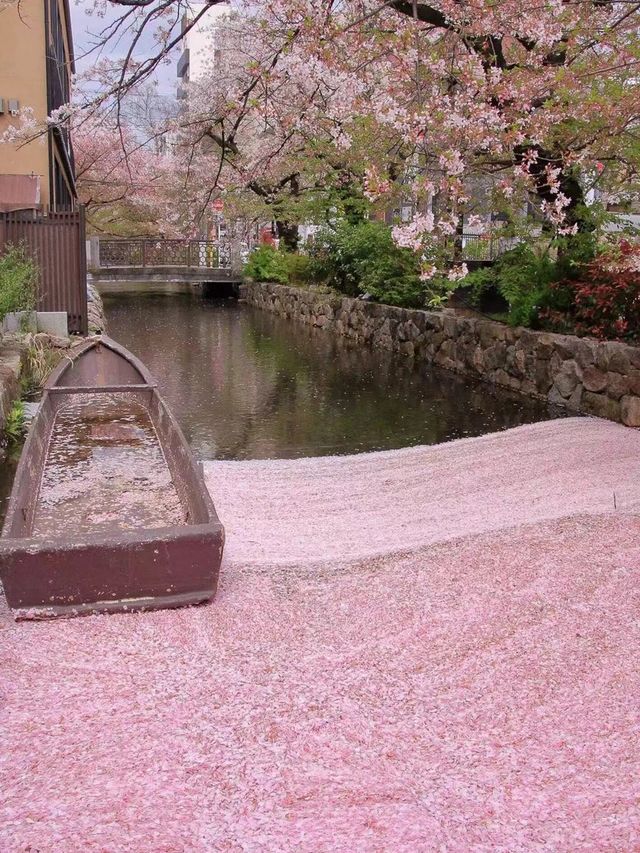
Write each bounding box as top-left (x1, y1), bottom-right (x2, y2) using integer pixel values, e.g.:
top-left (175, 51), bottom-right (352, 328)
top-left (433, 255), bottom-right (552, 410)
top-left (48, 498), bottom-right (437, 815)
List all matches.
top-left (0, 336), bottom-right (224, 619)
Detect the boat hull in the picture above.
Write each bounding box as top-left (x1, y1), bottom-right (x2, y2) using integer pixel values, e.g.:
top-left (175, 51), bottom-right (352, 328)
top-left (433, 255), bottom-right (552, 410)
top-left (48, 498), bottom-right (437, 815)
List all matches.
top-left (0, 526), bottom-right (223, 619)
top-left (0, 336), bottom-right (225, 620)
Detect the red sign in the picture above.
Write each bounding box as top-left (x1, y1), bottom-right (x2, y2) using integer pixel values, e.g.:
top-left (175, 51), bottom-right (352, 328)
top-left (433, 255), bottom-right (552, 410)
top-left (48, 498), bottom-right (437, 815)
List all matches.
top-left (260, 227), bottom-right (275, 246)
top-left (212, 198), bottom-right (224, 212)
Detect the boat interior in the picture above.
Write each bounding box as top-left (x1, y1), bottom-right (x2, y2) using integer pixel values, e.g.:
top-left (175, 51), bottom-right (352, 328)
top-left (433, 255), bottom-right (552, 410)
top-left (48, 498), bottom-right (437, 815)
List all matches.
top-left (3, 340), bottom-right (214, 541)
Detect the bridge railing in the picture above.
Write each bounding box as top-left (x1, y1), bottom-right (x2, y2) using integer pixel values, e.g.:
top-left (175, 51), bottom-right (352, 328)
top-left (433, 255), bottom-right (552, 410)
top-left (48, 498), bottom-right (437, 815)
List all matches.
top-left (461, 233), bottom-right (521, 263)
top-left (96, 239), bottom-right (233, 270)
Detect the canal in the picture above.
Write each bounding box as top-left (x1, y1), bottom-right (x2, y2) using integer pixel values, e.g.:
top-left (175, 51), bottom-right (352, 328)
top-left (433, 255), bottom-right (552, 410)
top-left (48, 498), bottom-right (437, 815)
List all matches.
top-left (102, 290), bottom-right (569, 460)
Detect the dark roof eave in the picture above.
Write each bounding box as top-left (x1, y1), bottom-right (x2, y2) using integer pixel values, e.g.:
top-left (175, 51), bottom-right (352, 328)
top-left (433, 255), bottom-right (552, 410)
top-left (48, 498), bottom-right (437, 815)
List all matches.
top-left (61, 0), bottom-right (76, 74)
top-left (51, 126), bottom-right (78, 198)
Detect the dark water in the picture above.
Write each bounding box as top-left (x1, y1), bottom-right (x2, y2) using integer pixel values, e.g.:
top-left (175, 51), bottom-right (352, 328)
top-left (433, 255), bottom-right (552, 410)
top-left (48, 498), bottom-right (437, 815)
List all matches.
top-left (103, 292), bottom-right (568, 460)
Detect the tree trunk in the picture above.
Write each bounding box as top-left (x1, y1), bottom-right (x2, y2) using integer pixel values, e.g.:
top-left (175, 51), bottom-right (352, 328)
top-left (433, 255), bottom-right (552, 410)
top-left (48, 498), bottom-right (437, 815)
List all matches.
top-left (275, 220), bottom-right (299, 252)
top-left (514, 146), bottom-right (593, 233)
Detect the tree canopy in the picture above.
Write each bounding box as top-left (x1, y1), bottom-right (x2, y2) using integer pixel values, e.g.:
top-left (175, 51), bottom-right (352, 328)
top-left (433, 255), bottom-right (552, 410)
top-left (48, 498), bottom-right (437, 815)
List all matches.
top-left (6, 0), bottom-right (637, 266)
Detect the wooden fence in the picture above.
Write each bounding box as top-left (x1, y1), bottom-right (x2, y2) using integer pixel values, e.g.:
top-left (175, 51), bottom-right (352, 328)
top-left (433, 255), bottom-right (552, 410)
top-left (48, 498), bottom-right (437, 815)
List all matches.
top-left (0, 207), bottom-right (88, 335)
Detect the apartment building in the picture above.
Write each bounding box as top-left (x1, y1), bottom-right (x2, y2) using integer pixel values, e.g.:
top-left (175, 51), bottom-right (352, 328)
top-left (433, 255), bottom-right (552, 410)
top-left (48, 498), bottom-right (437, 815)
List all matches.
top-left (0, 0), bottom-right (76, 211)
top-left (177, 1), bottom-right (232, 94)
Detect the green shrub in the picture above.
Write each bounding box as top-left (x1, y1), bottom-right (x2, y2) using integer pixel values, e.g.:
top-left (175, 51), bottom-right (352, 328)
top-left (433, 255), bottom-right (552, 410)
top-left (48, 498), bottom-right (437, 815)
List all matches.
top-left (497, 246), bottom-right (557, 327)
top-left (554, 231), bottom-right (597, 281)
top-left (244, 245), bottom-right (289, 284)
top-left (283, 252), bottom-right (313, 286)
top-left (3, 400), bottom-right (26, 443)
top-left (460, 244), bottom-right (559, 327)
top-left (0, 244), bottom-right (36, 321)
top-left (309, 220), bottom-right (423, 307)
top-left (456, 265), bottom-right (497, 309)
top-left (546, 240), bottom-right (640, 341)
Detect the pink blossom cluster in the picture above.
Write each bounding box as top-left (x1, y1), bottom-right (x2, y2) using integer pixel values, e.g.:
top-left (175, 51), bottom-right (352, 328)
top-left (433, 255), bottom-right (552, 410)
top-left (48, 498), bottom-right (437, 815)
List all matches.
top-left (391, 213), bottom-right (434, 251)
top-left (47, 0), bottom-right (640, 249)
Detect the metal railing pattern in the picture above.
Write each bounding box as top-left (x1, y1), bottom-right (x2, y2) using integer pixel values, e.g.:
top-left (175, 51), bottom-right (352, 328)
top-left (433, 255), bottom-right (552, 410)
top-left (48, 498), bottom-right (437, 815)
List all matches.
top-left (98, 239), bottom-right (232, 270)
top-left (461, 234), bottom-right (521, 262)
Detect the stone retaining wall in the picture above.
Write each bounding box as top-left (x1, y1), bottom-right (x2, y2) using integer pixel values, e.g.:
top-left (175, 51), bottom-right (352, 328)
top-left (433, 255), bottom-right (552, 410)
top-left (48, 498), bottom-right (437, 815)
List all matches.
top-left (87, 282), bottom-right (106, 333)
top-left (240, 281), bottom-right (640, 427)
top-left (0, 338), bottom-right (24, 433)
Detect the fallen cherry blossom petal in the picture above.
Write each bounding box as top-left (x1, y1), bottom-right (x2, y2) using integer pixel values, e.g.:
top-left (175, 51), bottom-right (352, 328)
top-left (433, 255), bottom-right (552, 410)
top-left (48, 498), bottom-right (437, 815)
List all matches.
top-left (1, 417), bottom-right (639, 851)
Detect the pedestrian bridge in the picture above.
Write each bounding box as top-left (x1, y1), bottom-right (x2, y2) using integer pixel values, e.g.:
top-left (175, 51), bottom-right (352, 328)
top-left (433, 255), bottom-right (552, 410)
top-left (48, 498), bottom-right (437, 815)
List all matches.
top-left (88, 238), bottom-right (244, 289)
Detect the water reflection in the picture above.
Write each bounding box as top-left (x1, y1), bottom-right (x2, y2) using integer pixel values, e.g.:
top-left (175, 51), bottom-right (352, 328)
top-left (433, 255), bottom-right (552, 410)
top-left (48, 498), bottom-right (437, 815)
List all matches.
top-left (104, 292), bottom-right (569, 460)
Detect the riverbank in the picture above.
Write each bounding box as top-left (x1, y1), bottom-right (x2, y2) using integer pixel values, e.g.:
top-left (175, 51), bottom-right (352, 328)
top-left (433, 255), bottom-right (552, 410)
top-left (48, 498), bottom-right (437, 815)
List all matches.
top-left (0, 282), bottom-right (105, 434)
top-left (241, 281), bottom-right (640, 427)
top-left (2, 417), bottom-right (639, 850)
top-left (0, 336), bottom-right (24, 434)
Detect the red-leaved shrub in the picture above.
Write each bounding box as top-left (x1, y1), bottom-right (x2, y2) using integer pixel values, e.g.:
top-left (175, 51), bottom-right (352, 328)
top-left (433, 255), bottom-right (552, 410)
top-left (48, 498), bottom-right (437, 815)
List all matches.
top-left (551, 240), bottom-right (640, 341)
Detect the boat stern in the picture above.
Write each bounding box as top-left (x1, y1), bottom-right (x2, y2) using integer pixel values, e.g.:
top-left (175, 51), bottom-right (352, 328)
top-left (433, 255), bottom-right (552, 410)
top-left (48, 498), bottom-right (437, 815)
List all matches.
top-left (0, 523), bottom-right (224, 620)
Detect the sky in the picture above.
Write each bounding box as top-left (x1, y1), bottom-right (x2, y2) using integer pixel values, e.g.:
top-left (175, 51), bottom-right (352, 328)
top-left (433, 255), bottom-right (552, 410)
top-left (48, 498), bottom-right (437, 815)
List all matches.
top-left (69, 1), bottom-right (184, 96)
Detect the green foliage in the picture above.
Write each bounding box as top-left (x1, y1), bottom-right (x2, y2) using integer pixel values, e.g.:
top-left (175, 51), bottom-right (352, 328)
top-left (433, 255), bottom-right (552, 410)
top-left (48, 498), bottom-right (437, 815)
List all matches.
top-left (554, 230), bottom-right (598, 281)
top-left (457, 265), bottom-right (494, 307)
top-left (244, 245), bottom-right (316, 287)
top-left (244, 245), bottom-right (289, 284)
top-left (418, 274), bottom-right (462, 309)
top-left (0, 245), bottom-right (36, 321)
top-left (3, 400), bottom-right (26, 444)
top-left (461, 244), bottom-right (564, 327)
top-left (244, 223), bottom-right (605, 331)
top-left (497, 246), bottom-right (557, 327)
top-left (324, 178), bottom-right (370, 225)
top-left (22, 335), bottom-right (62, 395)
top-left (283, 252), bottom-right (313, 286)
top-left (309, 220), bottom-right (423, 307)
top-left (547, 240), bottom-right (640, 341)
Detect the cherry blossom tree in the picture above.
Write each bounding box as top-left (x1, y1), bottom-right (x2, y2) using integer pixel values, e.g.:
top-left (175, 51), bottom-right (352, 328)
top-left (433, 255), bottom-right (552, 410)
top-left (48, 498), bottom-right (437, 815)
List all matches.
top-left (231, 0), bottom-right (638, 273)
top-left (73, 117), bottom-right (185, 235)
top-left (34, 1), bottom-right (640, 271)
top-left (158, 7), bottom-right (383, 248)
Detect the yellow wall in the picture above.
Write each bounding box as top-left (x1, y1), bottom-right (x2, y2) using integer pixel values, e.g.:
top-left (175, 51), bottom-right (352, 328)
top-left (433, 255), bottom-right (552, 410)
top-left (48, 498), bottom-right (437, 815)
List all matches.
top-left (0, 0), bottom-right (49, 204)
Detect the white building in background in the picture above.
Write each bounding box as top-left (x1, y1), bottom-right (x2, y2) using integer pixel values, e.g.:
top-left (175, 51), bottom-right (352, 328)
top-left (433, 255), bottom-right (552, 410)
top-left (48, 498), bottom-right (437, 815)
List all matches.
top-left (177, 1), bottom-right (231, 94)
top-left (175, 2), bottom-right (234, 240)
top-left (175, 2), bottom-right (272, 250)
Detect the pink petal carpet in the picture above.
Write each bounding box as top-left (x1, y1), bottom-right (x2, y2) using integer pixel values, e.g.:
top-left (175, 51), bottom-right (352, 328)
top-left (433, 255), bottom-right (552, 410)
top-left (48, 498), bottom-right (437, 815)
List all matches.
top-left (1, 417), bottom-right (639, 851)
